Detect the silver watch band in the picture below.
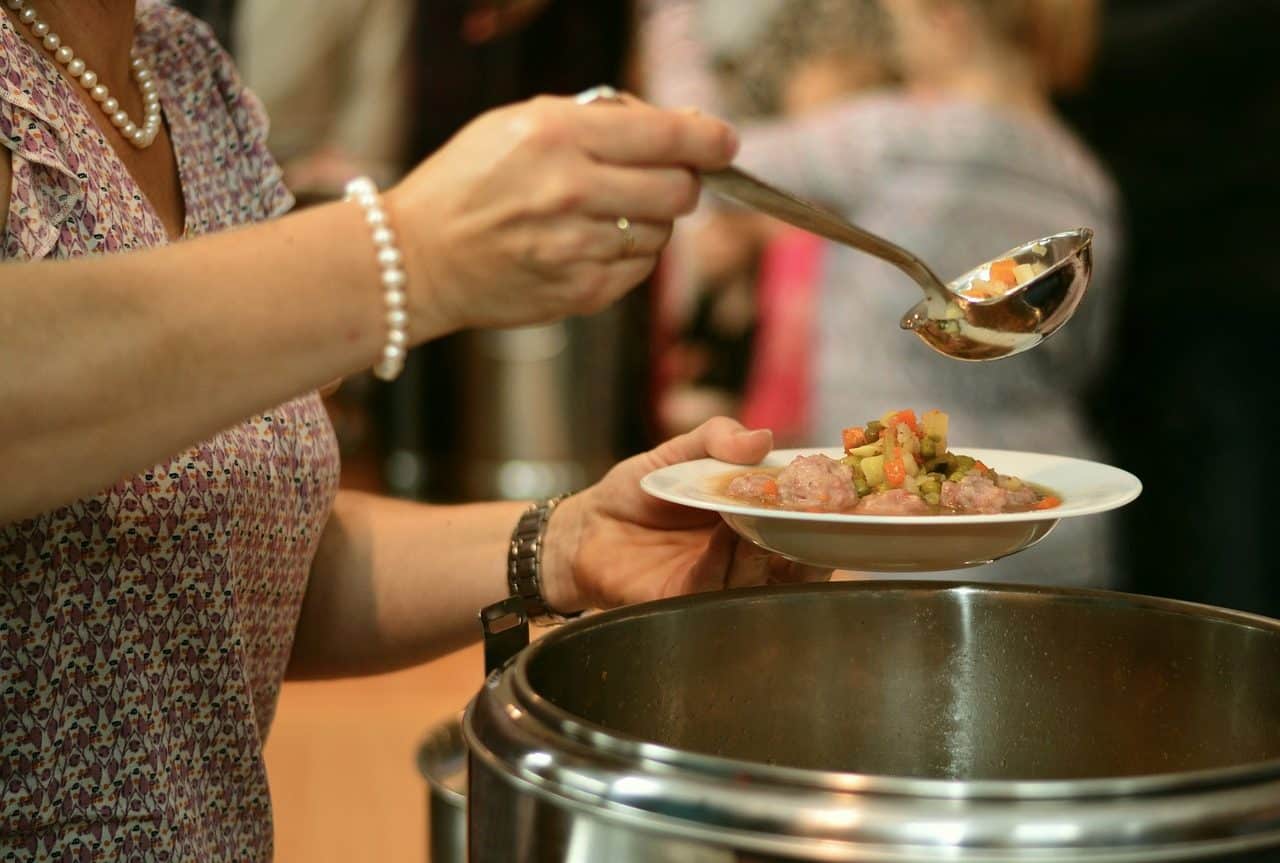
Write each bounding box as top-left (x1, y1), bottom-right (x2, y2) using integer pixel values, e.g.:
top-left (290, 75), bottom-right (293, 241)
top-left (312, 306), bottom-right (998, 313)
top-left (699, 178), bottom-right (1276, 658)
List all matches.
top-left (507, 494), bottom-right (580, 626)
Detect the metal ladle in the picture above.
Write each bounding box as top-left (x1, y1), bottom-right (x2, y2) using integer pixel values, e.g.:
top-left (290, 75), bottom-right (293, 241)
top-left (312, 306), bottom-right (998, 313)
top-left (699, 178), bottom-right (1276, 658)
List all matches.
top-left (701, 167), bottom-right (1093, 361)
top-left (575, 85), bottom-right (1094, 361)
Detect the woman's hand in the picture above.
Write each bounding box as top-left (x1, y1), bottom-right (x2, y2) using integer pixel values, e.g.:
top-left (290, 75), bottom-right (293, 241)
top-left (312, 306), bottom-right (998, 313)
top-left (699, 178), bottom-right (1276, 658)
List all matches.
top-left (385, 95), bottom-right (738, 337)
top-left (541, 417), bottom-right (830, 612)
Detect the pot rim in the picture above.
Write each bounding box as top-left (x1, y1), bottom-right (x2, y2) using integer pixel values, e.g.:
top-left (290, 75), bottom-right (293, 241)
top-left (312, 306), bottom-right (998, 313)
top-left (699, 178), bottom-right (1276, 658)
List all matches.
top-left (508, 580), bottom-right (1280, 801)
top-left (417, 712), bottom-right (468, 806)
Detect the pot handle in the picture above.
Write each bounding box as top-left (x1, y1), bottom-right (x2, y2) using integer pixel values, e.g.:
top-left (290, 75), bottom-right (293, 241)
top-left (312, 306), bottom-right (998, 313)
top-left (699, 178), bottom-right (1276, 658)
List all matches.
top-left (480, 597), bottom-right (530, 676)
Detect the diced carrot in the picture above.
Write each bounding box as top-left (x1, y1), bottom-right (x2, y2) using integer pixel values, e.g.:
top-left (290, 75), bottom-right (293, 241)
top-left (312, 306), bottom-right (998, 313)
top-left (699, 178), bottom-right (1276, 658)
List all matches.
top-left (989, 258), bottom-right (1018, 286)
top-left (1032, 496), bottom-right (1061, 511)
top-left (890, 410), bottom-right (918, 433)
top-left (761, 479), bottom-right (779, 498)
top-left (973, 461), bottom-right (990, 473)
top-left (842, 427), bottom-right (867, 451)
top-left (884, 454), bottom-right (906, 488)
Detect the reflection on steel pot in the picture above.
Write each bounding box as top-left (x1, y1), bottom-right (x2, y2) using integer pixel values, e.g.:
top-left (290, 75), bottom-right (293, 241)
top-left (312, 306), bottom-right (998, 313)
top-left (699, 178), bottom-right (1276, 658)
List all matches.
top-left (465, 582), bottom-right (1280, 862)
top-left (417, 718), bottom-right (467, 863)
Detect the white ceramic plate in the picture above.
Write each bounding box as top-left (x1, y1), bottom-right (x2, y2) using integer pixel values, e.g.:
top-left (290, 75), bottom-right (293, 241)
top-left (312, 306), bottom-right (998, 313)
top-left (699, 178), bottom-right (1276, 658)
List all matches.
top-left (641, 448), bottom-right (1142, 572)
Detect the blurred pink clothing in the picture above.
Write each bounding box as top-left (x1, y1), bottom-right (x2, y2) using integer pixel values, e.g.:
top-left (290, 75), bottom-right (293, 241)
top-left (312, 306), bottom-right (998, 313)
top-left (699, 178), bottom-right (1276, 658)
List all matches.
top-left (740, 229), bottom-right (824, 443)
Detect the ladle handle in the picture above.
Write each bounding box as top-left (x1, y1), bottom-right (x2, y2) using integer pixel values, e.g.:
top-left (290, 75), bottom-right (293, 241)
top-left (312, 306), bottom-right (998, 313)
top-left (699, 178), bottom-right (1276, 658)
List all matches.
top-left (701, 166), bottom-right (945, 292)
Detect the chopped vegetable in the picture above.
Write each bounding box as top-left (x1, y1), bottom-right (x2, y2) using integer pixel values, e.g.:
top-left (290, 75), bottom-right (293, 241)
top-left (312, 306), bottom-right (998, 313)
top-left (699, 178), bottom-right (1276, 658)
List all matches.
top-left (891, 409), bottom-right (919, 433)
top-left (989, 258), bottom-right (1019, 286)
top-left (1012, 263), bottom-right (1036, 285)
top-left (862, 454), bottom-right (886, 486)
top-left (842, 426), bottom-right (867, 451)
top-left (884, 454), bottom-right (907, 488)
top-left (922, 409), bottom-right (948, 442)
top-left (724, 408), bottom-right (1061, 515)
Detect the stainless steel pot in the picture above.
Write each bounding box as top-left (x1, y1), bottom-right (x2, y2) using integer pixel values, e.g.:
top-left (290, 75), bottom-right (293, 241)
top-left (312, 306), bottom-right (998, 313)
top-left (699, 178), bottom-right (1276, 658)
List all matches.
top-left (417, 718), bottom-right (467, 863)
top-left (465, 582), bottom-right (1280, 862)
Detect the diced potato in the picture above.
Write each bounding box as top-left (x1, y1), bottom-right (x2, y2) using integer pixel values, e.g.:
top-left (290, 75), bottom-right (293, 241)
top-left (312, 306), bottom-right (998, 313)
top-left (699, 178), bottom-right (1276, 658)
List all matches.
top-left (862, 455), bottom-right (886, 486)
top-left (1013, 263), bottom-right (1038, 285)
top-left (846, 442), bottom-right (883, 458)
top-left (901, 450), bottom-right (920, 477)
top-left (922, 410), bottom-right (948, 442)
top-left (1031, 243), bottom-right (1047, 257)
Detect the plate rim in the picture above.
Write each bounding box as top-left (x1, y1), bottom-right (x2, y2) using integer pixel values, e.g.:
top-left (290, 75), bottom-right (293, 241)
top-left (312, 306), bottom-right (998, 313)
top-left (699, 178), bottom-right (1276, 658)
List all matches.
top-left (640, 446), bottom-right (1142, 526)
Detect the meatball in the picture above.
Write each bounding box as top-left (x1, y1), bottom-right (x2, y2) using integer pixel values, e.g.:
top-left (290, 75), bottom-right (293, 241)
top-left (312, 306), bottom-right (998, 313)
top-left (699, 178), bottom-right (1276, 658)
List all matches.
top-left (1003, 483), bottom-right (1040, 509)
top-left (940, 474), bottom-right (1008, 514)
top-left (855, 489), bottom-right (931, 515)
top-left (775, 455), bottom-right (859, 511)
top-left (727, 472), bottom-right (780, 505)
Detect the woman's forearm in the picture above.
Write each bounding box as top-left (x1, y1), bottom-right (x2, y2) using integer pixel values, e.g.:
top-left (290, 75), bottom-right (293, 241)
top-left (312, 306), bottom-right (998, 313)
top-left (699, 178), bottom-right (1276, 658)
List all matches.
top-left (1, 93), bottom-right (740, 524)
top-left (287, 491), bottom-right (527, 679)
top-left (0, 200), bottom-right (448, 523)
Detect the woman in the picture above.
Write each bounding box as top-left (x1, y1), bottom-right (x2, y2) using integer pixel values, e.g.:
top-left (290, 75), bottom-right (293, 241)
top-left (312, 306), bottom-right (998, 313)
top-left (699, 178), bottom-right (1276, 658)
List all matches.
top-left (0, 2), bottom-right (821, 859)
top-left (645, 0), bottom-right (1121, 588)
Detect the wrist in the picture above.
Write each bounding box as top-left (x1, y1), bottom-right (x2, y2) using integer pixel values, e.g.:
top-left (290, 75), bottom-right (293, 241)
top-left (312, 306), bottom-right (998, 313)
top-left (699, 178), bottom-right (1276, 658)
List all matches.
top-left (539, 492), bottom-right (586, 614)
top-left (381, 182), bottom-right (460, 344)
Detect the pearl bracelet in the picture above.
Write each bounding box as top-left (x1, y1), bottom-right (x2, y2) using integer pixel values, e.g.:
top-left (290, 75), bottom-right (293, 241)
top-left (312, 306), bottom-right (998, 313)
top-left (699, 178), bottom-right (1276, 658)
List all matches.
top-left (344, 176), bottom-right (409, 381)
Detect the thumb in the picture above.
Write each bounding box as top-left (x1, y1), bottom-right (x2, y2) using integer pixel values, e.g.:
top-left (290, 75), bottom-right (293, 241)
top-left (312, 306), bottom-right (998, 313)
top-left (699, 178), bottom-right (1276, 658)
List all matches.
top-left (646, 416), bottom-right (773, 471)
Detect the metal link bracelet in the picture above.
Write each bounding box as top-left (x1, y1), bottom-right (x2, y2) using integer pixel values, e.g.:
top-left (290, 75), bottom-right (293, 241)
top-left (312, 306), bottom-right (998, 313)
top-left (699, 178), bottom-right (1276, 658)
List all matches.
top-left (507, 494), bottom-right (582, 627)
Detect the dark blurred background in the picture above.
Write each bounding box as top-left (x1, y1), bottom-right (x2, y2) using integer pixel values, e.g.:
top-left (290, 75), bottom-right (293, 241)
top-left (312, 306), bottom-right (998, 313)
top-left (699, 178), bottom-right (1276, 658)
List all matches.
top-left (1059, 0), bottom-right (1280, 614)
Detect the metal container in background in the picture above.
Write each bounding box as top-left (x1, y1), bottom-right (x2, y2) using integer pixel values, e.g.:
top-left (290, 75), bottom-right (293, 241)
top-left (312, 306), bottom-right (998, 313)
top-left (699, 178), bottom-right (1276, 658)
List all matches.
top-left (466, 581), bottom-right (1280, 861)
top-left (417, 718), bottom-right (467, 863)
top-left (455, 308), bottom-right (621, 501)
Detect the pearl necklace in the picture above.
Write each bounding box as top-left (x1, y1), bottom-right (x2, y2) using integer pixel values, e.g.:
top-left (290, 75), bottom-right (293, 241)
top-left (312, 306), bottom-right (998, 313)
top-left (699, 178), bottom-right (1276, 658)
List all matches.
top-left (5, 0), bottom-right (162, 148)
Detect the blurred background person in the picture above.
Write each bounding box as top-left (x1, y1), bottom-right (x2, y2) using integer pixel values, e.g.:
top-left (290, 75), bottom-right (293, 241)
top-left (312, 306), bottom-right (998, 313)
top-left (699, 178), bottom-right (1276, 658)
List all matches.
top-left (657, 0), bottom-right (897, 446)
top-left (233, 0), bottom-right (414, 201)
top-left (644, 0), bottom-right (1123, 588)
top-left (655, 0), bottom-right (896, 443)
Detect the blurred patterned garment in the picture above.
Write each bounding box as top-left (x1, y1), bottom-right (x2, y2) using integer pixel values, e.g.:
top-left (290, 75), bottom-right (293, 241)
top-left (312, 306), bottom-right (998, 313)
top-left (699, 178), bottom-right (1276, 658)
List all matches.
top-left (643, 0), bottom-right (1122, 588)
top-left (0, 3), bottom-right (339, 861)
top-left (172, 0), bottom-right (237, 53)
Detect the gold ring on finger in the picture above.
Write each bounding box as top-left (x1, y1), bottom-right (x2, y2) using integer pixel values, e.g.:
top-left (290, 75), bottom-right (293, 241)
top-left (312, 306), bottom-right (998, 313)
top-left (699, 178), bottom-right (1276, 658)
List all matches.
top-left (576, 85), bottom-right (622, 105)
top-left (616, 216), bottom-right (636, 257)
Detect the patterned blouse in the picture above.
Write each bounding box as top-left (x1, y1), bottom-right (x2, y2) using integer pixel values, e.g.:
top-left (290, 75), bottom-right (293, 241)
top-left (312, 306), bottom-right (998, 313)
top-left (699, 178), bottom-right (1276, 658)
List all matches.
top-left (0, 4), bottom-right (341, 861)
